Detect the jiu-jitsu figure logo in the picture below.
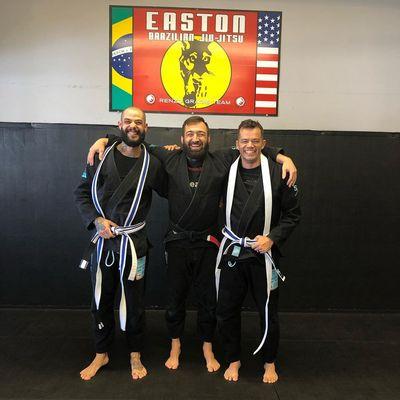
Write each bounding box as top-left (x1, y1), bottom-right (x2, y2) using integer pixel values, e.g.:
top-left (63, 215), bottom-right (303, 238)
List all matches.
top-left (179, 41), bottom-right (211, 107)
top-left (161, 38), bottom-right (232, 109)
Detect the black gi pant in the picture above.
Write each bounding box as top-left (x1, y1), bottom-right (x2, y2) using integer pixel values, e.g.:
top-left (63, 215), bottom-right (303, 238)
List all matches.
top-left (165, 244), bottom-right (218, 342)
top-left (216, 257), bottom-right (279, 364)
top-left (90, 252), bottom-right (145, 354)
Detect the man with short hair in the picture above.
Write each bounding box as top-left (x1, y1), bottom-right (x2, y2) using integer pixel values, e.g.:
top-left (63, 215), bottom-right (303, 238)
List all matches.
top-left (87, 116), bottom-right (297, 372)
top-left (216, 119), bottom-right (300, 383)
top-left (74, 107), bottom-right (167, 381)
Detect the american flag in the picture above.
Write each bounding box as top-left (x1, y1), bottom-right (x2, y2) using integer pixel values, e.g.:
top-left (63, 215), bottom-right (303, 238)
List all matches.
top-left (255, 11), bottom-right (281, 115)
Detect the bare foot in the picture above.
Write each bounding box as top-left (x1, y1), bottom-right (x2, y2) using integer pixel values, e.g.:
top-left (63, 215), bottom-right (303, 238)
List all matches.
top-left (263, 362), bottom-right (278, 383)
top-left (224, 361), bottom-right (241, 382)
top-left (130, 352), bottom-right (147, 380)
top-left (203, 342), bottom-right (220, 372)
top-left (80, 353), bottom-right (109, 380)
top-left (165, 338), bottom-right (181, 369)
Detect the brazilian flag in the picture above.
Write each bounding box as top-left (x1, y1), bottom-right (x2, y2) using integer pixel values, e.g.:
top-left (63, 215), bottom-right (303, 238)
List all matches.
top-left (110, 6), bottom-right (133, 110)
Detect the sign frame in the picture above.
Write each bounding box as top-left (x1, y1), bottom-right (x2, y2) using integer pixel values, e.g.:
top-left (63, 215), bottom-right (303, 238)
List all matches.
top-left (109, 5), bottom-right (282, 116)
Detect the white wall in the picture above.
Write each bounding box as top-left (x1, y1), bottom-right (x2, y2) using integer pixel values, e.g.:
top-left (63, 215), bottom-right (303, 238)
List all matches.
top-left (0, 0), bottom-right (399, 131)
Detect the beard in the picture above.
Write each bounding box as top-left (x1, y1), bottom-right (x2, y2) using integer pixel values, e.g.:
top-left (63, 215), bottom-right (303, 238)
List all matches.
top-left (120, 128), bottom-right (145, 148)
top-left (182, 140), bottom-right (209, 160)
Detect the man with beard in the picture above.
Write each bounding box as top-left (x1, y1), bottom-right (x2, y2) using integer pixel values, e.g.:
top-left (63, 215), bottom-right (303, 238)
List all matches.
top-left (86, 116), bottom-right (297, 372)
top-left (74, 107), bottom-right (167, 381)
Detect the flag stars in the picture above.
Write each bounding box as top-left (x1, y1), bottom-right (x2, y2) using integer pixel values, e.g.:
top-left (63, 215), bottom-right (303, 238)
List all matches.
top-left (258, 12), bottom-right (281, 48)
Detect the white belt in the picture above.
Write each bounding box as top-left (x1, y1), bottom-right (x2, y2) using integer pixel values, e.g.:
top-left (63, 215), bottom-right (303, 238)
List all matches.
top-left (79, 221), bottom-right (146, 331)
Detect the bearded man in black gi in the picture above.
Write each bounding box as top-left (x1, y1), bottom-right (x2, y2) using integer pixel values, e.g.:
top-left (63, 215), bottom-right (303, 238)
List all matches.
top-left (215, 119), bottom-right (300, 383)
top-left (86, 116), bottom-right (297, 373)
top-left (74, 107), bottom-right (167, 381)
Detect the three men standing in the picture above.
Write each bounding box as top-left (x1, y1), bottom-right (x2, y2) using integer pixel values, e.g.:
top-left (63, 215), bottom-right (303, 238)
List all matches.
top-left (78, 107), bottom-right (299, 382)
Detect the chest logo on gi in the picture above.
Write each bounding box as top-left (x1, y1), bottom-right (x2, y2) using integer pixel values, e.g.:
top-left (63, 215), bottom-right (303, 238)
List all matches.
top-left (189, 181), bottom-right (198, 188)
top-left (161, 37), bottom-right (231, 109)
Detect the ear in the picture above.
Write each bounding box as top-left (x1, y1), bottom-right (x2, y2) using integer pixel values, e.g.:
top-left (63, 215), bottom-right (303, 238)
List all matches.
top-left (144, 123), bottom-right (148, 132)
top-left (262, 139), bottom-right (267, 149)
top-left (235, 139), bottom-right (239, 149)
top-left (180, 136), bottom-right (184, 145)
top-left (118, 120), bottom-right (122, 129)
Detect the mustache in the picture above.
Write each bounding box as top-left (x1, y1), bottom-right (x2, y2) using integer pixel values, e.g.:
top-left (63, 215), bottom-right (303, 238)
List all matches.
top-left (120, 128), bottom-right (145, 147)
top-left (182, 141), bottom-right (208, 159)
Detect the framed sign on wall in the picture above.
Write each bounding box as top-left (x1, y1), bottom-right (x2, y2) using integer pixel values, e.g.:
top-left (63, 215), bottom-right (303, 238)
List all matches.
top-left (110, 6), bottom-right (282, 116)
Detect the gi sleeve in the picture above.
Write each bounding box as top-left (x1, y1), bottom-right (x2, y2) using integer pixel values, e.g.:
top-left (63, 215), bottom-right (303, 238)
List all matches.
top-left (106, 133), bottom-right (121, 147)
top-left (262, 146), bottom-right (284, 159)
top-left (212, 148), bottom-right (239, 169)
top-left (73, 159), bottom-right (102, 230)
top-left (145, 144), bottom-right (176, 165)
top-left (268, 179), bottom-right (301, 250)
top-left (151, 158), bottom-right (169, 199)
top-left (104, 135), bottom-right (179, 166)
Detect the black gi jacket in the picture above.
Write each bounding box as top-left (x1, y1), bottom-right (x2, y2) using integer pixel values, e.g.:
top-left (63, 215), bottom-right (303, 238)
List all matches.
top-left (107, 135), bottom-right (281, 247)
top-left (74, 146), bottom-right (167, 258)
top-left (225, 156), bottom-right (301, 262)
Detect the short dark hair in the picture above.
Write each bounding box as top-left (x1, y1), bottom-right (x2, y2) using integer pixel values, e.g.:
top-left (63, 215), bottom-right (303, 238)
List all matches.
top-left (238, 119), bottom-right (264, 134)
top-left (182, 116), bottom-right (209, 136)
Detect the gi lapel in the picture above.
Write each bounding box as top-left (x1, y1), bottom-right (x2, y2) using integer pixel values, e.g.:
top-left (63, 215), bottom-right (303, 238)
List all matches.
top-left (175, 152), bottom-right (209, 229)
top-left (178, 151), bottom-right (192, 197)
top-left (235, 170), bottom-right (264, 236)
top-left (106, 146), bottom-right (144, 219)
top-left (105, 145), bottom-right (121, 188)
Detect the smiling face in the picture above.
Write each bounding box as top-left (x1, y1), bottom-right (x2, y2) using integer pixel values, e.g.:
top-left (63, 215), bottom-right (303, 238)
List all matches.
top-left (236, 127), bottom-right (266, 168)
top-left (181, 121), bottom-right (210, 160)
top-left (118, 107), bottom-right (148, 147)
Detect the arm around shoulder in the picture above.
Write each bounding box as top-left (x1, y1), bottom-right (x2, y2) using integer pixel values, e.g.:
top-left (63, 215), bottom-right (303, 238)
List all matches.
top-left (262, 146), bottom-right (298, 187)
